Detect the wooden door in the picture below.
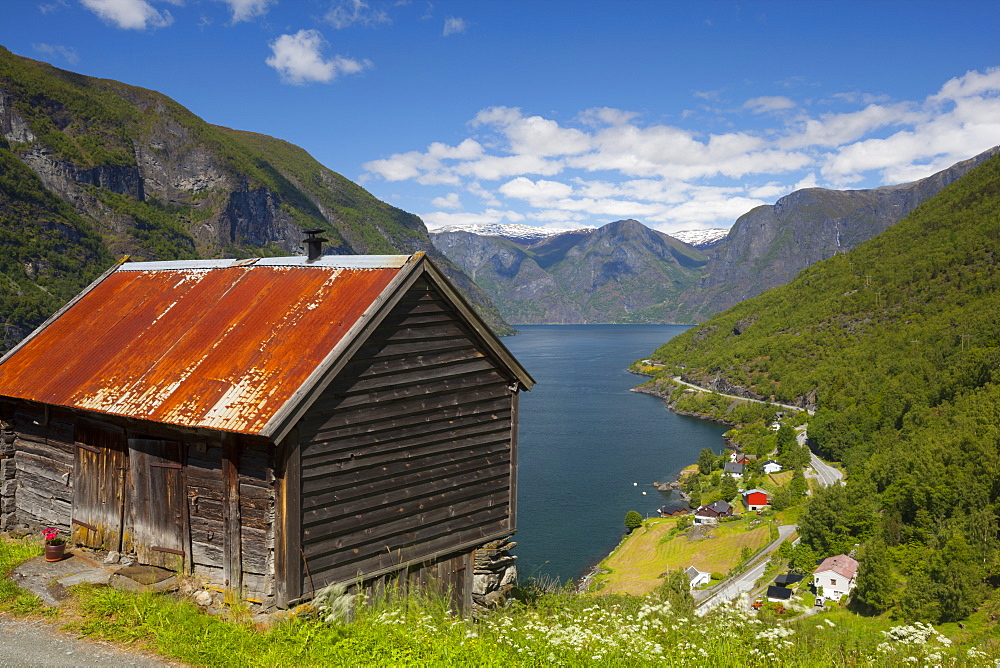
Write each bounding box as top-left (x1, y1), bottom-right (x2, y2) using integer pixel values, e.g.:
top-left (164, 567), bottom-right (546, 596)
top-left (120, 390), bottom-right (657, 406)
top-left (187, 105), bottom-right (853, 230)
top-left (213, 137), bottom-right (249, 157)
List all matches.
top-left (71, 424), bottom-right (127, 550)
top-left (126, 438), bottom-right (189, 571)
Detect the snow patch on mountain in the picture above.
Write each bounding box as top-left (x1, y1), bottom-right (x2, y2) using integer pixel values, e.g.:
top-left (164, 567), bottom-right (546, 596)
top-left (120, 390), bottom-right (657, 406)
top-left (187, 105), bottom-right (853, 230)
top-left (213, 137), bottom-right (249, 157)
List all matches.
top-left (670, 228), bottom-right (729, 249)
top-left (431, 223), bottom-right (591, 244)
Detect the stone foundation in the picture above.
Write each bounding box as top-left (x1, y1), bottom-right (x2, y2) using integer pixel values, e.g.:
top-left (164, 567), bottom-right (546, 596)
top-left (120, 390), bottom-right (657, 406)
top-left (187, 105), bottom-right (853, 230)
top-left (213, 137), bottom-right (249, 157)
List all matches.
top-left (0, 417), bottom-right (16, 530)
top-left (472, 537), bottom-right (517, 614)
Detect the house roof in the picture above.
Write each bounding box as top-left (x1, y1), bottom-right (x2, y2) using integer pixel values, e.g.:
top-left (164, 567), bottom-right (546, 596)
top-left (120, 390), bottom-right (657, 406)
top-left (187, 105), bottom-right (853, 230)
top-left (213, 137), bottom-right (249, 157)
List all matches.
top-left (658, 502), bottom-right (689, 515)
top-left (0, 253), bottom-right (533, 439)
top-left (685, 566), bottom-right (707, 582)
top-left (698, 500), bottom-right (732, 516)
top-left (762, 459), bottom-right (780, 466)
top-left (766, 585), bottom-right (793, 600)
top-left (743, 488), bottom-right (768, 498)
top-left (815, 554), bottom-right (859, 580)
top-left (774, 573), bottom-right (805, 585)
top-left (723, 462), bottom-right (744, 474)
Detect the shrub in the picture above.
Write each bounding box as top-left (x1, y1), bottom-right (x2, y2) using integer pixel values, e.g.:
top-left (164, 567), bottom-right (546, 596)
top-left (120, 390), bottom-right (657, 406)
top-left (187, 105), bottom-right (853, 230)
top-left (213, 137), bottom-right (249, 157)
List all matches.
top-left (624, 510), bottom-right (643, 533)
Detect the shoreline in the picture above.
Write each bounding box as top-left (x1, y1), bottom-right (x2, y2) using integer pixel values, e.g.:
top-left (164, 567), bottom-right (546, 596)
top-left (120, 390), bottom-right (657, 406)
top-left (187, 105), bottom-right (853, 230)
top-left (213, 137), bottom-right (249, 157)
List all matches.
top-left (574, 377), bottom-right (733, 593)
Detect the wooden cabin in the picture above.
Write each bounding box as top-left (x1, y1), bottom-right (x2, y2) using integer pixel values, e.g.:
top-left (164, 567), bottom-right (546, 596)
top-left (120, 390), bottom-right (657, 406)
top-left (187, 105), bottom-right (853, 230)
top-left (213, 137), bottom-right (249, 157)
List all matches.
top-left (0, 252), bottom-right (533, 610)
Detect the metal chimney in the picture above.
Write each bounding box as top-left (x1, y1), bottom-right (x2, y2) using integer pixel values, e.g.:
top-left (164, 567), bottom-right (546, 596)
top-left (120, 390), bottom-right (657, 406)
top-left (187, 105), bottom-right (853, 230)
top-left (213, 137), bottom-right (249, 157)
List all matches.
top-left (304, 229), bottom-right (328, 263)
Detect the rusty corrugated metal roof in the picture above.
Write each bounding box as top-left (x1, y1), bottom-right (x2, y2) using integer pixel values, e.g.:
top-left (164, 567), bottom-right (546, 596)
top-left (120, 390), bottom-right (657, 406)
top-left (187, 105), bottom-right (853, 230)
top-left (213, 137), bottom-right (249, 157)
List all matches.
top-left (0, 257), bottom-right (409, 435)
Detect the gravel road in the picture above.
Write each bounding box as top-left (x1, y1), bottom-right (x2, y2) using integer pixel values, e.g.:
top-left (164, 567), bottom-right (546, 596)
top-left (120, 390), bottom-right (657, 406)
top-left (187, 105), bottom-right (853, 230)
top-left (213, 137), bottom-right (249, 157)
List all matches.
top-left (0, 615), bottom-right (173, 668)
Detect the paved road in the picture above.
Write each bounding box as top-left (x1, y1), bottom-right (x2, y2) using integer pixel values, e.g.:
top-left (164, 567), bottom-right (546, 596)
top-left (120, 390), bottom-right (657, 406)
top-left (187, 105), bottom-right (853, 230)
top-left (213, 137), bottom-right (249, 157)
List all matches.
top-left (694, 524), bottom-right (798, 616)
top-left (671, 377), bottom-right (813, 415)
top-left (797, 426), bottom-right (844, 487)
top-left (809, 452), bottom-right (843, 486)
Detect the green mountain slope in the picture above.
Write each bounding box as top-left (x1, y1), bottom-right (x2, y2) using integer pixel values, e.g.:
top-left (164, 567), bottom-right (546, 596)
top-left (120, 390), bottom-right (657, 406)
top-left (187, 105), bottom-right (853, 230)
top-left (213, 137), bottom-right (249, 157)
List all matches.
top-left (645, 150), bottom-right (1000, 622)
top-left (0, 47), bottom-right (510, 351)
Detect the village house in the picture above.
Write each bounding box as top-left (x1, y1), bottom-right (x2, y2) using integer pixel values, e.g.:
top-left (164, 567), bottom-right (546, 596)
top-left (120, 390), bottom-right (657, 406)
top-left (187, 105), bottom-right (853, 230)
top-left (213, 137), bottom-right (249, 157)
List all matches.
top-left (813, 554), bottom-right (859, 600)
top-left (766, 585), bottom-right (793, 602)
top-left (774, 573), bottom-right (805, 587)
top-left (685, 565), bottom-right (711, 589)
top-left (723, 462), bottom-right (744, 478)
top-left (0, 249), bottom-right (533, 612)
top-left (657, 501), bottom-right (690, 517)
top-left (742, 488), bottom-right (769, 512)
top-left (761, 460), bottom-right (783, 474)
top-left (694, 500), bottom-right (733, 524)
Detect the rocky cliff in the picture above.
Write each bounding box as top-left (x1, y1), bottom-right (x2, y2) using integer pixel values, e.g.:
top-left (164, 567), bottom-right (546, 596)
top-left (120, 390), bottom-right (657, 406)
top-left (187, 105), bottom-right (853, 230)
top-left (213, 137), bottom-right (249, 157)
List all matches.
top-left (0, 48), bottom-right (510, 350)
top-left (431, 219), bottom-right (708, 324)
top-left (674, 146), bottom-right (1000, 321)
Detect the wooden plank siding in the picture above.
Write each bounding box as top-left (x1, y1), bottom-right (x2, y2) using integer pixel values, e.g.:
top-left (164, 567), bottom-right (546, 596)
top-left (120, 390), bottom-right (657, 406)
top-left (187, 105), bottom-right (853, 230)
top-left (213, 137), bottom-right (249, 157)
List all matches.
top-left (296, 279), bottom-right (517, 595)
top-left (9, 406), bottom-right (75, 531)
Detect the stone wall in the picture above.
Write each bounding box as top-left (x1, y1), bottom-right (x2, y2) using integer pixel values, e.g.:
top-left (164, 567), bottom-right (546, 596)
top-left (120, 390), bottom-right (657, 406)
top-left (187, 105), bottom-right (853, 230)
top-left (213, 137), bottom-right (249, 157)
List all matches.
top-left (472, 537), bottom-right (517, 614)
top-left (0, 417), bottom-right (16, 530)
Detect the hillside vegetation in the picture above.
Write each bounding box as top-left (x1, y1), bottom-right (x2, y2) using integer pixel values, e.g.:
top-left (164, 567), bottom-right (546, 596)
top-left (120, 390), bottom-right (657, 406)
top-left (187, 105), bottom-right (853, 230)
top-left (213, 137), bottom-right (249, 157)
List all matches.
top-left (645, 151), bottom-right (1000, 623)
top-left (0, 47), bottom-right (509, 350)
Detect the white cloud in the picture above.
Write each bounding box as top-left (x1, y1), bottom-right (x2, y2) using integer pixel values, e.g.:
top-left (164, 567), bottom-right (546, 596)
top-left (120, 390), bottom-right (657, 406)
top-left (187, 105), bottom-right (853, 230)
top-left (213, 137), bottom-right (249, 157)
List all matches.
top-left (266, 30), bottom-right (372, 85)
top-left (32, 42), bottom-right (79, 65)
top-left (443, 16), bottom-right (467, 36)
top-left (325, 0), bottom-right (390, 29)
top-left (498, 177), bottom-right (573, 205)
top-left (422, 208), bottom-right (523, 229)
top-left (79, 0), bottom-right (173, 30)
top-left (747, 182), bottom-right (788, 199)
top-left (744, 96), bottom-right (796, 114)
top-left (365, 68), bottom-right (1000, 230)
top-left (577, 107), bottom-right (641, 127)
top-left (215, 0), bottom-right (274, 22)
top-left (431, 193), bottom-right (462, 209)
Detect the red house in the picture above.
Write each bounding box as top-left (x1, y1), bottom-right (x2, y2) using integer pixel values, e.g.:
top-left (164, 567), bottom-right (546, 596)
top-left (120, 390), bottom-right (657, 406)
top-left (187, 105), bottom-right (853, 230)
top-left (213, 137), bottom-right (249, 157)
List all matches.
top-left (743, 489), bottom-right (770, 512)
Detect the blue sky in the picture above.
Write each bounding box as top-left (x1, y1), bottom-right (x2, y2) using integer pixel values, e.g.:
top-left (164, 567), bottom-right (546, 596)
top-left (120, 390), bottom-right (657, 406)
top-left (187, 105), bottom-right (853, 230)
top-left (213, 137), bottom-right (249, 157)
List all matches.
top-left (3, 1), bottom-right (1000, 233)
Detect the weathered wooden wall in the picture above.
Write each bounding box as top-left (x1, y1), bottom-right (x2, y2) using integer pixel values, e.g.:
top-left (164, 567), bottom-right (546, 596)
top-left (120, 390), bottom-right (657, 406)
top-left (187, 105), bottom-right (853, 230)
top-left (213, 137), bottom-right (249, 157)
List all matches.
top-left (296, 277), bottom-right (517, 597)
top-left (0, 399), bottom-right (276, 603)
top-left (7, 405), bottom-right (75, 532)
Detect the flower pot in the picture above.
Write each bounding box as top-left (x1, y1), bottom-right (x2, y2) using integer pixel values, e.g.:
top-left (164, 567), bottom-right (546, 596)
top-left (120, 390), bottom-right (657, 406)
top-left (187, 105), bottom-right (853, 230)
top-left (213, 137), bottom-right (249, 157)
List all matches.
top-left (44, 543), bottom-right (66, 562)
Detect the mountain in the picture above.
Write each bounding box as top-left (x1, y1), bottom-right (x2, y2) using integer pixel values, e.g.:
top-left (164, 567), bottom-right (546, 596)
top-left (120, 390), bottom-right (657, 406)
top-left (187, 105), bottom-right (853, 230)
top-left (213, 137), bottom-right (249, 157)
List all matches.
top-left (431, 151), bottom-right (996, 327)
top-left (644, 150), bottom-right (1000, 622)
top-left (431, 222), bottom-right (578, 245)
top-left (431, 219), bottom-right (708, 324)
top-left (669, 228), bottom-right (728, 250)
top-left (674, 146), bottom-right (1000, 321)
top-left (0, 48), bottom-right (512, 351)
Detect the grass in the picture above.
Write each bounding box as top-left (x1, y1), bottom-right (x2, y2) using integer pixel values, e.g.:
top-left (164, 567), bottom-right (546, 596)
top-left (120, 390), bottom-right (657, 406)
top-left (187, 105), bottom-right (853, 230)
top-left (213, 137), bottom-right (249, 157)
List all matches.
top-left (2, 533), bottom-right (998, 666)
top-left (768, 470), bottom-right (794, 486)
top-left (594, 516), bottom-right (771, 596)
top-left (0, 534), bottom-right (45, 614)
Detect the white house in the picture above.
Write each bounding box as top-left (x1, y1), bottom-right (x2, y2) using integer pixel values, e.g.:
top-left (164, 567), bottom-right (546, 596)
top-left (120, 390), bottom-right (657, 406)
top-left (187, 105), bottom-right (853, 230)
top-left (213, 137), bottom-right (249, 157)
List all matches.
top-left (813, 554), bottom-right (859, 600)
top-left (686, 566), bottom-right (711, 589)
top-left (761, 459), bottom-right (783, 474)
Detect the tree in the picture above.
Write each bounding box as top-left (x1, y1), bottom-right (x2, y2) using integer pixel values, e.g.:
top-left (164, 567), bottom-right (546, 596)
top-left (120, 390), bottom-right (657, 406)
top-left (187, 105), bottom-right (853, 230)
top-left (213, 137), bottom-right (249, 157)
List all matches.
top-left (854, 539), bottom-right (896, 613)
top-left (776, 423), bottom-right (796, 456)
top-left (697, 447), bottom-right (716, 475)
top-left (928, 534), bottom-right (985, 622)
top-left (799, 483), bottom-right (877, 555)
top-left (653, 569), bottom-right (694, 616)
top-left (790, 469), bottom-right (807, 499)
top-left (719, 474), bottom-right (738, 502)
top-left (624, 510), bottom-right (643, 533)
top-left (688, 488), bottom-right (702, 509)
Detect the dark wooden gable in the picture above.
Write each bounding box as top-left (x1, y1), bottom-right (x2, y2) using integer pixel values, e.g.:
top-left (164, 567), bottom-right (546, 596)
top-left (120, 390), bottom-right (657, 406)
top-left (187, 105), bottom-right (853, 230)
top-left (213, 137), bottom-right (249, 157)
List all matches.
top-left (290, 276), bottom-right (518, 598)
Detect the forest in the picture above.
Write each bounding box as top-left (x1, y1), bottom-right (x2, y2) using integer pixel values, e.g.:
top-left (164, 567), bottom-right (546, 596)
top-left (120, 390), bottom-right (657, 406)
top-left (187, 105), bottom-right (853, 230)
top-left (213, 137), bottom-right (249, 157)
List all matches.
top-left (647, 151), bottom-right (1000, 622)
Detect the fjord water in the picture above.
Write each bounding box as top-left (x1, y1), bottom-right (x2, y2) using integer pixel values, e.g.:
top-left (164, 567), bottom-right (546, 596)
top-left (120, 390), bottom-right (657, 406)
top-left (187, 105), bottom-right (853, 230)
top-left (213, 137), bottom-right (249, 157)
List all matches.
top-left (502, 325), bottom-right (729, 584)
